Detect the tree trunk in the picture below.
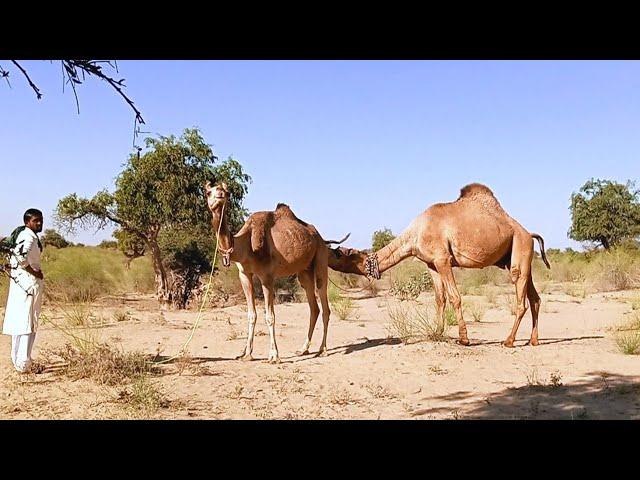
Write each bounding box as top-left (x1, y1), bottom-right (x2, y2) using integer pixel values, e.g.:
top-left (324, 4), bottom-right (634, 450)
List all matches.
top-left (601, 237), bottom-right (611, 250)
top-left (148, 236), bottom-right (171, 309)
top-left (167, 267), bottom-right (202, 310)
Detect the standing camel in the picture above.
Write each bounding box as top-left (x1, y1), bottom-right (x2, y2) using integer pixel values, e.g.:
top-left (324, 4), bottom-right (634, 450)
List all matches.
top-left (328, 183), bottom-right (550, 348)
top-left (206, 181), bottom-right (348, 363)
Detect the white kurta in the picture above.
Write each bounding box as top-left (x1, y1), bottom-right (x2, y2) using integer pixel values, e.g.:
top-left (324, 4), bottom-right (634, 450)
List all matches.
top-left (2, 228), bottom-right (44, 336)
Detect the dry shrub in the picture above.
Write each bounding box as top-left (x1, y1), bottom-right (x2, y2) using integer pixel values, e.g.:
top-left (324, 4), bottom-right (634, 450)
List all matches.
top-left (588, 249), bottom-right (640, 292)
top-left (390, 271), bottom-right (433, 300)
top-left (49, 342), bottom-right (158, 385)
top-left (386, 302), bottom-right (448, 344)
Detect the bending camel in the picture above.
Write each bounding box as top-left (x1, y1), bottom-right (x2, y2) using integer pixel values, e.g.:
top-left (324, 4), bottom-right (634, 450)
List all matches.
top-left (329, 183), bottom-right (550, 348)
top-left (206, 181), bottom-right (349, 363)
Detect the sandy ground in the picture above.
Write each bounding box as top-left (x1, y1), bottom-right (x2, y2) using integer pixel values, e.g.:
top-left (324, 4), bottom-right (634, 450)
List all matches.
top-left (1, 284), bottom-right (639, 420)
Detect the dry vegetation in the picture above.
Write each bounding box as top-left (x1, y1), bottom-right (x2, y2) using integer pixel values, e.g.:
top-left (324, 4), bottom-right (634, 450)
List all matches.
top-left (1, 244), bottom-right (640, 419)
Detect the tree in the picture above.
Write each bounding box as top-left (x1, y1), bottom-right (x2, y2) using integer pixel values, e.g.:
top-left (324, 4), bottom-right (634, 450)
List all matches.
top-left (41, 229), bottom-right (71, 248)
top-left (97, 239), bottom-right (118, 249)
top-left (54, 128), bottom-right (251, 308)
top-left (569, 179), bottom-right (640, 250)
top-left (158, 225), bottom-right (215, 309)
top-left (113, 228), bottom-right (146, 269)
top-left (372, 227), bottom-right (396, 252)
top-left (0, 60), bottom-right (144, 129)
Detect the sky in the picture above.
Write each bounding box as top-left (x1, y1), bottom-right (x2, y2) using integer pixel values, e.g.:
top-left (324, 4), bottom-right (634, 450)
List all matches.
top-left (1, 60), bottom-right (639, 250)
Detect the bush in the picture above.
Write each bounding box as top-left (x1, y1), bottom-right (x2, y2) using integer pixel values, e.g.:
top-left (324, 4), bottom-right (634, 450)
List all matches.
top-left (41, 246), bottom-right (155, 303)
top-left (456, 267), bottom-right (507, 295)
top-left (390, 270), bottom-right (433, 300)
top-left (615, 331), bottom-right (640, 355)
top-left (41, 229), bottom-right (71, 248)
top-left (274, 275), bottom-right (300, 303)
top-left (386, 302), bottom-right (448, 344)
top-left (328, 283), bottom-right (354, 320)
top-left (372, 228), bottom-right (396, 252)
top-left (587, 248), bottom-right (640, 292)
top-left (98, 240), bottom-right (118, 249)
top-left (158, 226), bottom-right (214, 309)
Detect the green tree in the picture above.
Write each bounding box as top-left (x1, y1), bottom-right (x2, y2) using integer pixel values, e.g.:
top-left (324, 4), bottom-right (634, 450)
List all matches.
top-left (54, 128), bottom-right (251, 308)
top-left (41, 229), bottom-right (71, 248)
top-left (97, 239), bottom-right (118, 249)
top-left (372, 227), bottom-right (396, 252)
top-left (569, 179), bottom-right (640, 250)
top-left (113, 228), bottom-right (146, 269)
top-left (158, 225), bottom-right (215, 309)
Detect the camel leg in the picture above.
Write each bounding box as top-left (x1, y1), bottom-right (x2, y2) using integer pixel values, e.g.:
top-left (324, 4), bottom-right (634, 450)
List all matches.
top-left (434, 259), bottom-right (469, 345)
top-left (315, 263), bottom-right (331, 357)
top-left (428, 268), bottom-right (447, 331)
top-left (260, 277), bottom-right (280, 364)
top-left (503, 275), bottom-right (529, 347)
top-left (504, 236), bottom-right (533, 347)
top-left (236, 267), bottom-right (257, 361)
top-left (296, 269), bottom-right (319, 356)
top-left (526, 273), bottom-right (541, 346)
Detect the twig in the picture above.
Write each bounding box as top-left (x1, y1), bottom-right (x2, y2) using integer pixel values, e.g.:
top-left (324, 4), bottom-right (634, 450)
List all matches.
top-left (0, 64), bottom-right (11, 88)
top-left (10, 60), bottom-right (145, 126)
top-left (64, 60), bottom-right (145, 126)
top-left (11, 60), bottom-right (42, 99)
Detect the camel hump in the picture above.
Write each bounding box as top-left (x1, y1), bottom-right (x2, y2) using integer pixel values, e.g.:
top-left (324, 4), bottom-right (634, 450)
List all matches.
top-left (247, 212), bottom-right (274, 255)
top-left (275, 203), bottom-right (295, 218)
top-left (274, 203), bottom-right (309, 227)
top-left (459, 183), bottom-right (495, 199)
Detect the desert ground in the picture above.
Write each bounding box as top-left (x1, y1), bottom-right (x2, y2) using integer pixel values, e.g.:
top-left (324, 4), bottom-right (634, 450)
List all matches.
top-left (1, 276), bottom-right (639, 420)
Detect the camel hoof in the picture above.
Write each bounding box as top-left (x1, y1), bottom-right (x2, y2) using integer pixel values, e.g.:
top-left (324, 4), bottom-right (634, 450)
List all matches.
top-left (268, 357), bottom-right (281, 364)
top-left (315, 350), bottom-right (328, 358)
top-left (295, 349), bottom-right (309, 356)
top-left (503, 340), bottom-right (515, 348)
top-left (527, 339), bottom-right (539, 347)
top-left (457, 338), bottom-right (470, 346)
top-left (238, 354), bottom-right (253, 362)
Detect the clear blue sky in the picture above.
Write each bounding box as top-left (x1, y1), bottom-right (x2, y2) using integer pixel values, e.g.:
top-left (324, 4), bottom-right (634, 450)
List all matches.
top-left (1, 60), bottom-right (638, 250)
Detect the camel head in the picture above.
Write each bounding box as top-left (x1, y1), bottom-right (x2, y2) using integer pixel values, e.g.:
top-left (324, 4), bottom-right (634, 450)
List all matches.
top-left (328, 246), bottom-right (371, 277)
top-left (205, 181), bottom-right (229, 212)
top-left (206, 180), bottom-right (233, 266)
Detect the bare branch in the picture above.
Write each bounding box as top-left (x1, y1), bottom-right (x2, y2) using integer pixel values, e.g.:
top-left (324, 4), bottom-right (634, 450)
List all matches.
top-left (63, 60), bottom-right (145, 126)
top-left (61, 61), bottom-right (81, 114)
top-left (11, 60), bottom-right (42, 99)
top-left (0, 64), bottom-right (11, 88)
top-left (6, 60), bottom-right (145, 128)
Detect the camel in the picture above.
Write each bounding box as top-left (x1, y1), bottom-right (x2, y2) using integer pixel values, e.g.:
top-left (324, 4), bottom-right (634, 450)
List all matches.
top-left (328, 183), bottom-right (550, 348)
top-left (205, 181), bottom-right (349, 363)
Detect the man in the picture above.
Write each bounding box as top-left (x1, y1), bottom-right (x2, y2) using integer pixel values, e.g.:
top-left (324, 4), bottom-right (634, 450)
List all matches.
top-left (2, 209), bottom-right (44, 373)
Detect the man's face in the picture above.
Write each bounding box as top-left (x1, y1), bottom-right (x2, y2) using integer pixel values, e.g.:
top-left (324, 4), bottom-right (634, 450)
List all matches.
top-left (26, 215), bottom-right (43, 233)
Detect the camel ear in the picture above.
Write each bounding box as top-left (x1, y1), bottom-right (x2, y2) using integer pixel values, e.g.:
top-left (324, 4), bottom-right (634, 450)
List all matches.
top-left (205, 181), bottom-right (212, 191)
top-left (221, 182), bottom-right (228, 191)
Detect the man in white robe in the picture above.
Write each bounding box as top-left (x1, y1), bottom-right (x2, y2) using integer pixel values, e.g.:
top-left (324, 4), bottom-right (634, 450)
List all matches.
top-left (2, 209), bottom-right (44, 373)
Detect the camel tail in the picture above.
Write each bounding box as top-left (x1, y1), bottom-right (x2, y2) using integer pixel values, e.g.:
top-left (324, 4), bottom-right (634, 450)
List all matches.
top-left (325, 232), bottom-right (351, 245)
top-left (531, 233), bottom-right (551, 269)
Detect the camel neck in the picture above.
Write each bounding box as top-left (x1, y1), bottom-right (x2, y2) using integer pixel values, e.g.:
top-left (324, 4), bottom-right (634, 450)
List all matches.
top-left (373, 230), bottom-right (414, 273)
top-left (211, 209), bottom-right (233, 253)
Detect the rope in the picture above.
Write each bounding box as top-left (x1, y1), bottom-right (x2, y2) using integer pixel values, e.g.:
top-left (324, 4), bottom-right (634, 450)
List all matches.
top-left (1, 209), bottom-right (226, 368)
top-left (328, 276), bottom-right (376, 295)
top-left (152, 201), bottom-right (227, 365)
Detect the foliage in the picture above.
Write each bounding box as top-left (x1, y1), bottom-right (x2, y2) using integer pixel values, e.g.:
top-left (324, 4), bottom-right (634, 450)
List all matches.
top-left (569, 179), bottom-right (640, 250)
top-left (372, 227), bottom-right (396, 252)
